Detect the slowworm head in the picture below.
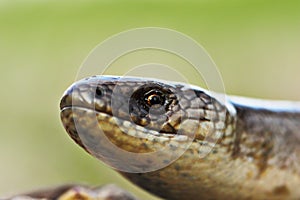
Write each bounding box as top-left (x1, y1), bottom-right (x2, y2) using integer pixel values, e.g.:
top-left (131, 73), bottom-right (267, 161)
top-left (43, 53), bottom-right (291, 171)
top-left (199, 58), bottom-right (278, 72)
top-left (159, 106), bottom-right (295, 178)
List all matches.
top-left (60, 75), bottom-right (233, 172)
top-left (59, 75), bottom-right (300, 200)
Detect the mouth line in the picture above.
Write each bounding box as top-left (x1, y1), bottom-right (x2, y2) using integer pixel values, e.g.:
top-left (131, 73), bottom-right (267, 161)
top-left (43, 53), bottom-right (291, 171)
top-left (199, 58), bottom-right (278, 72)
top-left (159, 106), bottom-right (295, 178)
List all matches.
top-left (60, 105), bottom-right (96, 112)
top-left (60, 103), bottom-right (109, 115)
top-left (60, 105), bottom-right (191, 142)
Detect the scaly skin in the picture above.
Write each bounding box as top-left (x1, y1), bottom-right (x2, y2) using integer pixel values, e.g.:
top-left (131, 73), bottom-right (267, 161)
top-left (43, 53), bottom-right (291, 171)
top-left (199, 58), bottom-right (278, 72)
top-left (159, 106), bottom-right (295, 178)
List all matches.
top-left (58, 76), bottom-right (300, 200)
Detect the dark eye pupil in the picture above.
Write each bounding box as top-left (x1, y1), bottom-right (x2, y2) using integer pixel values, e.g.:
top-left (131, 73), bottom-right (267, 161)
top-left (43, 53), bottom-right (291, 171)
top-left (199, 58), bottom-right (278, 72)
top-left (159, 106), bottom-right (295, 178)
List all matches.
top-left (96, 87), bottom-right (103, 97)
top-left (148, 94), bottom-right (162, 105)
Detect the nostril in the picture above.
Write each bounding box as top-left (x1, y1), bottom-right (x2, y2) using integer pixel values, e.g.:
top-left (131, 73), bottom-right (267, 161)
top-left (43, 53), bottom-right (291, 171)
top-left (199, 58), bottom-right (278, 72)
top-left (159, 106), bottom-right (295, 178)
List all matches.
top-left (95, 87), bottom-right (103, 97)
top-left (59, 92), bottom-right (74, 110)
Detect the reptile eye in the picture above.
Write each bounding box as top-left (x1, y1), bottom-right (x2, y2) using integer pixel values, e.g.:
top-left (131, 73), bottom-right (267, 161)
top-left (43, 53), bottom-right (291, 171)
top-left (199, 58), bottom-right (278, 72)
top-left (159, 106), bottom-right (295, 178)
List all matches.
top-left (95, 87), bottom-right (104, 97)
top-left (144, 90), bottom-right (165, 107)
top-left (147, 94), bottom-right (163, 106)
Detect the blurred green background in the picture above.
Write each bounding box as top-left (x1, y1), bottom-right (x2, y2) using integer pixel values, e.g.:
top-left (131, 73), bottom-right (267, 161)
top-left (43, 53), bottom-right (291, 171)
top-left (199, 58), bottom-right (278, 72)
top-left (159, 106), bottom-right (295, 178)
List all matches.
top-left (1, 0), bottom-right (300, 199)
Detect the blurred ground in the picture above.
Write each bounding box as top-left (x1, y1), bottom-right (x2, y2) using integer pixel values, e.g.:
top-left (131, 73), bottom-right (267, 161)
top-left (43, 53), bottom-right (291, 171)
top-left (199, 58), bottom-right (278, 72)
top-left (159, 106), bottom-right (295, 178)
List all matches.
top-left (0, 0), bottom-right (300, 199)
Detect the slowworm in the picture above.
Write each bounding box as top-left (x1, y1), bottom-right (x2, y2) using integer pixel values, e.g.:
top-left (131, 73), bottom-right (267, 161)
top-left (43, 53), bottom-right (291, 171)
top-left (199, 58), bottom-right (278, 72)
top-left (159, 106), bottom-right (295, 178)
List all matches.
top-left (59, 75), bottom-right (300, 200)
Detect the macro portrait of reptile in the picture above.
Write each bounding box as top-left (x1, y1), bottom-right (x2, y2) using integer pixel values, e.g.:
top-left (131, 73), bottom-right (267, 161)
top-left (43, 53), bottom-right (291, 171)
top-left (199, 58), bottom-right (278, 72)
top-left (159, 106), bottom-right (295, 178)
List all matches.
top-left (13, 75), bottom-right (300, 200)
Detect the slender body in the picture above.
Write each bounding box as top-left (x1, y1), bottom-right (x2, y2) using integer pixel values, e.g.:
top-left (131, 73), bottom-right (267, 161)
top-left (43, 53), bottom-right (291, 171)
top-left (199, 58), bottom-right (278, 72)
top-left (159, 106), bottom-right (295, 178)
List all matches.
top-left (59, 76), bottom-right (300, 200)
